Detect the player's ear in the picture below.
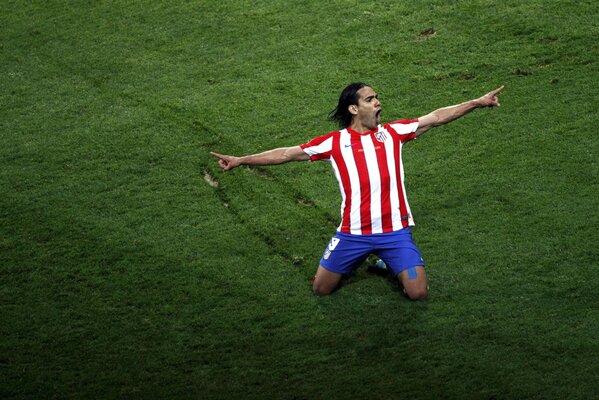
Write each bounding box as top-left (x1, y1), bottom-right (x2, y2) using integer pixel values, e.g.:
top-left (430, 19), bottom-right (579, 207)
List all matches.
top-left (349, 104), bottom-right (358, 115)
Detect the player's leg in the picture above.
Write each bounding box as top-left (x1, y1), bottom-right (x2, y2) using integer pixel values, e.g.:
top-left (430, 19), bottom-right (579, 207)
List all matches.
top-left (312, 265), bottom-right (343, 296)
top-left (397, 266), bottom-right (428, 300)
top-left (375, 228), bottom-right (428, 300)
top-left (312, 232), bottom-right (371, 296)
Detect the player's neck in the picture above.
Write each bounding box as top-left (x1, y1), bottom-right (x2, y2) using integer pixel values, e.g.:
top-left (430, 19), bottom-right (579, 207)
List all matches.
top-left (348, 121), bottom-right (376, 135)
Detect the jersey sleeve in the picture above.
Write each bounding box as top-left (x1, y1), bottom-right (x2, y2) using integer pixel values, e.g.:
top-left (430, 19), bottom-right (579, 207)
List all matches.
top-left (386, 119), bottom-right (419, 143)
top-left (299, 132), bottom-right (335, 161)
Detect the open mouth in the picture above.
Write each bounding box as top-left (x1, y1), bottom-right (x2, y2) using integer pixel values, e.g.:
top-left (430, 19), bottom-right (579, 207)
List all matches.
top-left (376, 109), bottom-right (382, 123)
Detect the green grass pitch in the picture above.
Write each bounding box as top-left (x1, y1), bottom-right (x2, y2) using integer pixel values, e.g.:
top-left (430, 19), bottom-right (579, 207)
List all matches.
top-left (1, 1), bottom-right (597, 398)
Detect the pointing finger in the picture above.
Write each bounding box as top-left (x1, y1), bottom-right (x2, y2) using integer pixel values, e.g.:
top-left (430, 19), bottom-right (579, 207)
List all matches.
top-left (490, 85), bottom-right (505, 96)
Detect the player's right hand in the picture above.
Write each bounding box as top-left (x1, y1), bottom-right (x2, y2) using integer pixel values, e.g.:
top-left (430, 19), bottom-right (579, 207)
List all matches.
top-left (210, 152), bottom-right (240, 171)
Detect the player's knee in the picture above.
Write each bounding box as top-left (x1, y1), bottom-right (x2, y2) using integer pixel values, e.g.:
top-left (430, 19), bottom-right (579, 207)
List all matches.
top-left (312, 282), bottom-right (334, 296)
top-left (311, 269), bottom-right (341, 296)
top-left (405, 286), bottom-right (428, 301)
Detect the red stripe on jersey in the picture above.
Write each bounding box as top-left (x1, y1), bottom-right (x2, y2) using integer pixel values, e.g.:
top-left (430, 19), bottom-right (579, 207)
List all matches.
top-left (332, 133), bottom-right (353, 233)
top-left (386, 124), bottom-right (409, 229)
top-left (351, 134), bottom-right (372, 234)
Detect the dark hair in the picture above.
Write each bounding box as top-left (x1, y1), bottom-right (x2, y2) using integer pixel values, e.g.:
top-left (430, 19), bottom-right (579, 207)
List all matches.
top-left (329, 82), bottom-right (369, 129)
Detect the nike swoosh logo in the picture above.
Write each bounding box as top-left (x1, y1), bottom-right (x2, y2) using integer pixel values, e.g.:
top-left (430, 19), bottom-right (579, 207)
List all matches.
top-left (344, 144), bottom-right (353, 148)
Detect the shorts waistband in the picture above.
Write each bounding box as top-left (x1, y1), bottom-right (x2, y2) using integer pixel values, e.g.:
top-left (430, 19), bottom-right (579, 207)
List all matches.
top-left (335, 227), bottom-right (411, 239)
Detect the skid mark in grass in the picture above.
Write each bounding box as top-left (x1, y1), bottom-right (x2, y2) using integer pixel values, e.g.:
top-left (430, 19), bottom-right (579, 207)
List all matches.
top-left (417, 27), bottom-right (436, 40)
top-left (208, 173), bottom-right (297, 264)
top-left (207, 167), bottom-right (337, 267)
top-left (513, 68), bottom-right (532, 76)
top-left (203, 170), bottom-right (219, 188)
top-left (292, 255), bottom-right (304, 266)
top-left (296, 194), bottom-right (315, 207)
top-left (294, 193), bottom-right (338, 229)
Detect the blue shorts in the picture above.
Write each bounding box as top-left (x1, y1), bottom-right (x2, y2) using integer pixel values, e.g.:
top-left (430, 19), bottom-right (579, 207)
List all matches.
top-left (320, 227), bottom-right (425, 277)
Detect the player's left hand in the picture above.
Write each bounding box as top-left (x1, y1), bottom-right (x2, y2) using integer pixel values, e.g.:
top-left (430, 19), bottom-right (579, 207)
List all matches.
top-left (477, 86), bottom-right (504, 108)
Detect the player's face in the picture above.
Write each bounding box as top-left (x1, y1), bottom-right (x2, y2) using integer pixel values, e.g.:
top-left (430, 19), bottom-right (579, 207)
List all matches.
top-left (354, 86), bottom-right (381, 130)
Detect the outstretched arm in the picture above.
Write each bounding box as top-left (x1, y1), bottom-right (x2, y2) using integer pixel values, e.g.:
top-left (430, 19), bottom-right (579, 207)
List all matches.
top-left (415, 86), bottom-right (504, 137)
top-left (210, 145), bottom-right (310, 171)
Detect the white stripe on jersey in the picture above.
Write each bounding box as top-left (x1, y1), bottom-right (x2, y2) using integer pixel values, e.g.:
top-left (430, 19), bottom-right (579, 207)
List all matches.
top-left (302, 135), bottom-right (333, 157)
top-left (389, 120), bottom-right (419, 135)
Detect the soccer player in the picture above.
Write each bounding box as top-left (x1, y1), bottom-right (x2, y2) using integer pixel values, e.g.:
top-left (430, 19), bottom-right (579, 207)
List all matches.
top-left (211, 83), bottom-right (503, 299)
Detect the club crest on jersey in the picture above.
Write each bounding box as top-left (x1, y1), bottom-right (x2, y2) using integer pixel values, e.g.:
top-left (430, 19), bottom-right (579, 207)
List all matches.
top-left (374, 131), bottom-right (387, 143)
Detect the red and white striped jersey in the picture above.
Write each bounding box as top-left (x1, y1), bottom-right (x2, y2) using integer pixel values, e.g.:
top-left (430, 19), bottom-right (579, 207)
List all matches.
top-left (300, 119), bottom-right (419, 235)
